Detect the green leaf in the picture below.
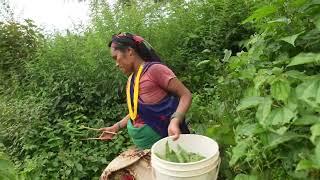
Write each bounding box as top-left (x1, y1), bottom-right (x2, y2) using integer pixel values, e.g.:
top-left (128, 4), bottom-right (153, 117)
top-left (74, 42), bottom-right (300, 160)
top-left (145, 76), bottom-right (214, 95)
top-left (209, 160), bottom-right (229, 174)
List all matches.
top-left (285, 70), bottom-right (307, 81)
top-left (253, 69), bottom-right (270, 90)
top-left (222, 49), bottom-right (232, 62)
top-left (296, 143), bottom-right (320, 171)
top-left (244, 86), bottom-right (260, 97)
top-left (296, 143), bottom-right (320, 170)
top-left (271, 67), bottom-right (283, 75)
top-left (271, 78), bottom-right (291, 101)
top-left (310, 123), bottom-right (320, 144)
top-left (266, 107), bottom-right (296, 126)
top-left (273, 52), bottom-right (290, 65)
top-left (196, 60), bottom-right (210, 67)
top-left (296, 159), bottom-right (317, 171)
top-left (236, 96), bottom-right (264, 111)
top-left (296, 79), bottom-right (320, 111)
top-left (201, 49), bottom-right (211, 53)
top-left (287, 53), bottom-right (320, 66)
top-left (230, 140), bottom-right (249, 166)
top-left (274, 126), bottom-right (289, 135)
top-left (242, 5), bottom-right (277, 24)
top-left (65, 160), bottom-right (74, 167)
top-left (234, 174), bottom-right (258, 180)
top-left (286, 91), bottom-right (298, 111)
top-left (313, 14), bottom-right (320, 31)
top-left (266, 132), bottom-right (303, 150)
top-left (256, 97), bottom-right (272, 125)
top-left (267, 17), bottom-right (291, 24)
top-left (280, 31), bottom-right (304, 46)
top-left (290, 0), bottom-right (308, 7)
top-left (294, 115), bottom-right (320, 125)
top-left (240, 65), bottom-right (256, 80)
top-left (188, 33), bottom-right (199, 38)
top-left (229, 54), bottom-right (248, 70)
top-left (75, 163), bottom-right (83, 171)
top-left (235, 123), bottom-right (265, 137)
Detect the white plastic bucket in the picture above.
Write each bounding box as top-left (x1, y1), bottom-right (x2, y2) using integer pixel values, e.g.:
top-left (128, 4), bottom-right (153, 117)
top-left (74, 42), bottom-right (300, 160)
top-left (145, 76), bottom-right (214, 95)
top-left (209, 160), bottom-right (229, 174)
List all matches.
top-left (151, 134), bottom-right (220, 180)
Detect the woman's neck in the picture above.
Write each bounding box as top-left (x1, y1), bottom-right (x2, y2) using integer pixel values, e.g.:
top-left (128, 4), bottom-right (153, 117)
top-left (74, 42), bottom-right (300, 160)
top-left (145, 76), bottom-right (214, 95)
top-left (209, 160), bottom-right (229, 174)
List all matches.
top-left (132, 57), bottom-right (145, 73)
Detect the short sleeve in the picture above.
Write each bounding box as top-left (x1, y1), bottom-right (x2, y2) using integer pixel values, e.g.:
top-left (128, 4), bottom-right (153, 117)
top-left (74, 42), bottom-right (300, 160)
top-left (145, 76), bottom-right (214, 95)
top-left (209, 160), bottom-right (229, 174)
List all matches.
top-left (147, 64), bottom-right (176, 89)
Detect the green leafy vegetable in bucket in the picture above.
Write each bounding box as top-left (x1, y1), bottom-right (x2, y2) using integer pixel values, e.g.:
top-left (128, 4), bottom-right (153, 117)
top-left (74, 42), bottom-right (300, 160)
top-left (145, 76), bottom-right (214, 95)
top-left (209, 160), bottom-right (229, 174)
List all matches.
top-left (156, 141), bottom-right (205, 163)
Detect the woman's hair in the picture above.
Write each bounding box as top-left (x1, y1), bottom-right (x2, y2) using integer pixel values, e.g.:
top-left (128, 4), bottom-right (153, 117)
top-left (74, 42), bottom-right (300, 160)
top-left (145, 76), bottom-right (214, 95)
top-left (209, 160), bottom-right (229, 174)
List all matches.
top-left (108, 32), bottom-right (161, 62)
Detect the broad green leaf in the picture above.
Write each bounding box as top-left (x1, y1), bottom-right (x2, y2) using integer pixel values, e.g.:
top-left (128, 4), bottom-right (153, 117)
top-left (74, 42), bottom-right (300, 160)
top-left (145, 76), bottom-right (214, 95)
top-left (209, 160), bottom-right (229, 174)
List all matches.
top-left (296, 143), bottom-right (320, 170)
top-left (296, 79), bottom-right (320, 111)
top-left (75, 163), bottom-right (83, 171)
top-left (234, 174), bottom-right (258, 180)
top-left (235, 123), bottom-right (265, 137)
top-left (254, 75), bottom-right (268, 90)
top-left (236, 96), bottom-right (264, 111)
top-left (285, 70), bottom-right (307, 81)
top-left (271, 67), bottom-right (283, 75)
top-left (256, 97), bottom-right (272, 125)
top-left (253, 69), bottom-right (270, 90)
top-left (271, 78), bottom-right (291, 101)
top-left (286, 91), bottom-right (298, 111)
top-left (274, 126), bottom-right (288, 135)
top-left (280, 31), bottom-right (304, 46)
top-left (287, 53), bottom-right (320, 66)
top-left (310, 123), bottom-right (320, 144)
top-left (266, 107), bottom-right (296, 126)
top-left (266, 132), bottom-right (303, 150)
top-left (242, 6), bottom-right (277, 24)
top-left (229, 54), bottom-right (248, 70)
top-left (230, 140), bottom-right (249, 166)
top-left (294, 115), bottom-right (320, 125)
top-left (244, 86), bottom-right (260, 97)
top-left (296, 159), bottom-right (317, 171)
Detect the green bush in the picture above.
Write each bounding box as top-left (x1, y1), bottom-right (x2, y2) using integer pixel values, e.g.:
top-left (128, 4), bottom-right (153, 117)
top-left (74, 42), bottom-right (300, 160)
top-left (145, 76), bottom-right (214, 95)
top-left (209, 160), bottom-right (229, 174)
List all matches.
top-left (228, 0), bottom-right (320, 179)
top-left (0, 0), bottom-right (257, 179)
top-left (0, 20), bottom-right (43, 84)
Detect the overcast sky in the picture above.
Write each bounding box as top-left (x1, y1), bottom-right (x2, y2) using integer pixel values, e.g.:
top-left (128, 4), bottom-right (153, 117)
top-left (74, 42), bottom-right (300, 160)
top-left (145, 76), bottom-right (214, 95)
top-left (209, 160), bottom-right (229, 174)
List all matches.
top-left (4, 0), bottom-right (115, 32)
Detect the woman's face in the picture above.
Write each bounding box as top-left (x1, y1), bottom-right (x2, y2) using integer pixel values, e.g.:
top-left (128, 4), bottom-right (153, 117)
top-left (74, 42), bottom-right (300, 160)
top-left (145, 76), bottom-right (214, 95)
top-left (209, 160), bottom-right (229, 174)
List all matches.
top-left (110, 47), bottom-right (134, 75)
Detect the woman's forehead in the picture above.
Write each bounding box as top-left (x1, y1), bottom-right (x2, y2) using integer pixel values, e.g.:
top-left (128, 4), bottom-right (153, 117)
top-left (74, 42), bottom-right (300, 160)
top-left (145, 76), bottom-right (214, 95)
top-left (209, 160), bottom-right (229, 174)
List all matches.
top-left (110, 47), bottom-right (117, 54)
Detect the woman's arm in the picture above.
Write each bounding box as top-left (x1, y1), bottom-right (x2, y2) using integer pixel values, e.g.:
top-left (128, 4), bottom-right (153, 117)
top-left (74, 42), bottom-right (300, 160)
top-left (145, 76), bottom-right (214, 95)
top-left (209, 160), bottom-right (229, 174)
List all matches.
top-left (167, 78), bottom-right (192, 120)
top-left (116, 114), bottom-right (130, 131)
top-left (166, 78), bottom-right (192, 139)
top-left (99, 114), bottom-right (129, 140)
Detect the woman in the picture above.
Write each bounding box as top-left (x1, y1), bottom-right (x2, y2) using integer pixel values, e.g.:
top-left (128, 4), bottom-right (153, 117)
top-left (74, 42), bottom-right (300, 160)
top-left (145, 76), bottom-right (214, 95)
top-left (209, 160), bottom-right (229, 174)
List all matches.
top-left (99, 33), bottom-right (192, 179)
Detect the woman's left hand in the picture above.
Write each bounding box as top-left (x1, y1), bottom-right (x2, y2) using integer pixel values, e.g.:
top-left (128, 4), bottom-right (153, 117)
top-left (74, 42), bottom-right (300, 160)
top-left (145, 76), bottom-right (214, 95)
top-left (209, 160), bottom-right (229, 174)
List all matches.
top-left (168, 118), bottom-right (181, 141)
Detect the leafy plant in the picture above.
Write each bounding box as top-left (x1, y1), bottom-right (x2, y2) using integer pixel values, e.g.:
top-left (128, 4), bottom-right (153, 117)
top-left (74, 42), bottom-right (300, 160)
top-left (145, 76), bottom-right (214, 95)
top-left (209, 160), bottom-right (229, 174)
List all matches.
top-left (228, 0), bottom-right (320, 179)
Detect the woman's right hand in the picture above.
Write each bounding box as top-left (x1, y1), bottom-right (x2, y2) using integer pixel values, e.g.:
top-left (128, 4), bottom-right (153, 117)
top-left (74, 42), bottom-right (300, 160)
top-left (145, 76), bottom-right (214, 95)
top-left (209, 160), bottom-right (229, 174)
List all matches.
top-left (98, 124), bottom-right (118, 141)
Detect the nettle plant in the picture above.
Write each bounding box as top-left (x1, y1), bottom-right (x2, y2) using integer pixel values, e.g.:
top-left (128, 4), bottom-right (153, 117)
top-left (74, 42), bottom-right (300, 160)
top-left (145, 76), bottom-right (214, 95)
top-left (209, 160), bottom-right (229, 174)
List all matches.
top-left (229, 0), bottom-right (320, 179)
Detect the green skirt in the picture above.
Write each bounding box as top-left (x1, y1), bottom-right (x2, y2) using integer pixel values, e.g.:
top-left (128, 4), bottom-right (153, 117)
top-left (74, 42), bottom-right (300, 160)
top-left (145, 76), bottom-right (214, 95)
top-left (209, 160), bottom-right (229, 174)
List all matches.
top-left (127, 120), bottom-right (162, 150)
